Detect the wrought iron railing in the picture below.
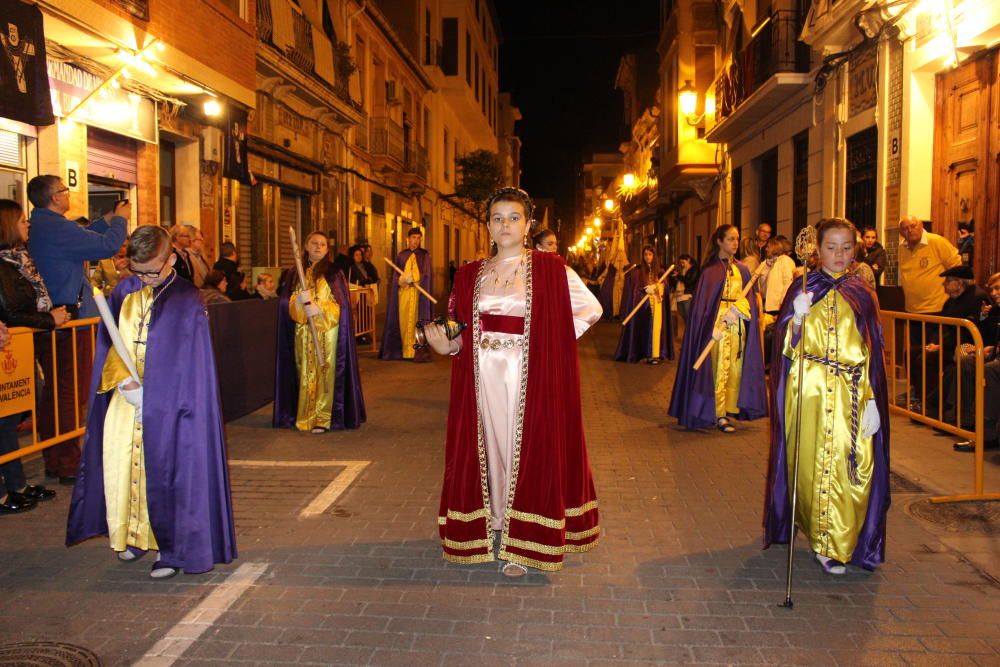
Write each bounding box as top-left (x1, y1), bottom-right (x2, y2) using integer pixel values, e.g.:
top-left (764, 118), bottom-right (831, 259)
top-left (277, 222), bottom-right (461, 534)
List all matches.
top-left (287, 10), bottom-right (316, 73)
top-left (405, 144), bottom-right (428, 180)
top-left (355, 112), bottom-right (369, 150)
top-left (371, 116), bottom-right (405, 164)
top-left (713, 10), bottom-right (810, 123)
top-left (256, 0), bottom-right (273, 43)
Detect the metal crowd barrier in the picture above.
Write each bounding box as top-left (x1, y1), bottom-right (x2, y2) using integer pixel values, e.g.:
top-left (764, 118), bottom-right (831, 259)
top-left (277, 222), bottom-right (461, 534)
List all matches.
top-left (350, 285), bottom-right (377, 353)
top-left (880, 310), bottom-right (997, 503)
top-left (0, 319), bottom-right (100, 466)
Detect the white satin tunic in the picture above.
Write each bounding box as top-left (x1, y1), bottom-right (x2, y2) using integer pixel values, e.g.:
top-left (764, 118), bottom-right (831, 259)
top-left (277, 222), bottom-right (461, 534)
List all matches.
top-left (462, 254), bottom-right (602, 529)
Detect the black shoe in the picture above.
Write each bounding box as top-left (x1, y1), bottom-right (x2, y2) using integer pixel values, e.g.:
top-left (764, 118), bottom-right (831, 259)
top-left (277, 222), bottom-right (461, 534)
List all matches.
top-left (19, 485), bottom-right (56, 502)
top-left (0, 494), bottom-right (37, 514)
top-left (954, 440), bottom-right (1000, 453)
top-left (58, 476), bottom-right (76, 486)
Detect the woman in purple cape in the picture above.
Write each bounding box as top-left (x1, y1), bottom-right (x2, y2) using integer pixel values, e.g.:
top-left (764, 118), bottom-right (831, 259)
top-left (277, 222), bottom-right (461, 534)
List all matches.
top-left (615, 245), bottom-right (673, 364)
top-left (668, 224), bottom-right (766, 431)
top-left (763, 218), bottom-right (890, 574)
top-left (273, 231), bottom-right (366, 433)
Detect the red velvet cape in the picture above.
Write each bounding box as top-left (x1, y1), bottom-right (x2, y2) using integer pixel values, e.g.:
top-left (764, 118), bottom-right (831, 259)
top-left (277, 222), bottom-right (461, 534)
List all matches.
top-left (438, 251), bottom-right (599, 571)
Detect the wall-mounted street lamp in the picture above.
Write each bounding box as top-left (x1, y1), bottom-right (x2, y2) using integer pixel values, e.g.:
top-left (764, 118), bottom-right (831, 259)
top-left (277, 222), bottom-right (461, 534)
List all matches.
top-left (622, 173), bottom-right (636, 188)
top-left (679, 80), bottom-right (715, 126)
top-left (592, 216), bottom-right (602, 228)
top-left (603, 198), bottom-right (615, 212)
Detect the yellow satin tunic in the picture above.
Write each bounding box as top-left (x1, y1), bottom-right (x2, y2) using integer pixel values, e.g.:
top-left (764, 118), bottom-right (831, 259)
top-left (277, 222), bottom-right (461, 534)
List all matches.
top-left (398, 253), bottom-right (420, 359)
top-left (99, 287), bottom-right (158, 553)
top-left (647, 280), bottom-right (664, 359)
top-left (711, 263), bottom-right (751, 418)
top-left (783, 280), bottom-right (874, 563)
top-left (290, 276), bottom-right (340, 431)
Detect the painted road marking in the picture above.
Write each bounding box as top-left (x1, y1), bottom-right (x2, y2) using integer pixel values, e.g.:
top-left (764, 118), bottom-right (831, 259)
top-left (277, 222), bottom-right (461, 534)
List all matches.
top-left (134, 561), bottom-right (268, 666)
top-left (229, 459), bottom-right (371, 517)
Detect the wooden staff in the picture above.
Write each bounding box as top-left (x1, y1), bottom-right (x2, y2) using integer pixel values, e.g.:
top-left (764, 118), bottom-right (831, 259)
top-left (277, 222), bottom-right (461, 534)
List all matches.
top-left (383, 257), bottom-right (439, 304)
top-left (289, 227), bottom-right (325, 370)
top-left (692, 261), bottom-right (767, 370)
top-left (621, 264), bottom-right (674, 326)
top-left (780, 225), bottom-right (818, 610)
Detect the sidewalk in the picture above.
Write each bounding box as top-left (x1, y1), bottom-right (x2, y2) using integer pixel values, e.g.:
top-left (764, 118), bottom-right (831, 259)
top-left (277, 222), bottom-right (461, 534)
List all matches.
top-left (0, 320), bottom-right (997, 666)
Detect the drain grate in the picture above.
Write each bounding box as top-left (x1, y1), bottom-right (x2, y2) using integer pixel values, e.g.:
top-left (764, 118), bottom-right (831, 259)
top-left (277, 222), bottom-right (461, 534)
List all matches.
top-left (0, 642), bottom-right (101, 666)
top-left (909, 499), bottom-right (1000, 536)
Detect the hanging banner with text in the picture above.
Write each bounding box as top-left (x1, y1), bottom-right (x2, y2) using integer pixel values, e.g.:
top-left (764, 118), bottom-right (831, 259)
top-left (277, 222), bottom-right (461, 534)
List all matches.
top-left (0, 332), bottom-right (34, 418)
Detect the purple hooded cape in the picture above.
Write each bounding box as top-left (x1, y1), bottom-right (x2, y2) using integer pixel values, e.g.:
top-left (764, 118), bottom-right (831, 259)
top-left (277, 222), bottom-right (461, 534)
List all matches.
top-left (614, 266), bottom-right (674, 362)
top-left (598, 265), bottom-right (618, 318)
top-left (667, 256), bottom-right (767, 429)
top-left (66, 275), bottom-right (236, 573)
top-left (272, 266), bottom-right (366, 430)
top-left (763, 270), bottom-right (890, 570)
top-left (378, 247), bottom-right (433, 361)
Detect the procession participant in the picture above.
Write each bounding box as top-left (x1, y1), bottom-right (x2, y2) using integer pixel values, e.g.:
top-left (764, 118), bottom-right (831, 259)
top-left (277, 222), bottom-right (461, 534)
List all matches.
top-left (532, 229), bottom-right (558, 253)
top-left (424, 187), bottom-right (602, 577)
top-left (614, 245), bottom-right (673, 364)
top-left (763, 218), bottom-right (890, 574)
top-left (273, 231), bottom-right (365, 433)
top-left (66, 225), bottom-right (236, 579)
top-left (379, 227), bottom-right (433, 361)
top-left (598, 234), bottom-right (629, 318)
top-left (668, 224), bottom-right (766, 432)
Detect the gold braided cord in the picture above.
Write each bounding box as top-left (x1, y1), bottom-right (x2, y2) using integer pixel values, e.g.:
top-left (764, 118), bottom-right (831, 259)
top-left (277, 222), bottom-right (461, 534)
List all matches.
top-left (438, 508), bottom-right (490, 525)
top-left (565, 526), bottom-right (601, 541)
top-left (508, 509), bottom-right (565, 530)
top-left (442, 537), bottom-right (492, 551)
top-left (498, 549), bottom-right (563, 572)
top-left (442, 551), bottom-right (495, 565)
top-left (565, 500), bottom-right (599, 517)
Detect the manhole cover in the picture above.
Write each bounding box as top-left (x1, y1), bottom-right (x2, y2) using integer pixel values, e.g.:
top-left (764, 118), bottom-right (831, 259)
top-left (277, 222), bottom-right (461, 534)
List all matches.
top-left (909, 500), bottom-right (1000, 536)
top-left (0, 642), bottom-right (100, 666)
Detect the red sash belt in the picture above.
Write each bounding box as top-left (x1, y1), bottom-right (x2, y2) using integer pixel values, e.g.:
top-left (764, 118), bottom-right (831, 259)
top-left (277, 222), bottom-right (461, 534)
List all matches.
top-left (479, 313), bottom-right (524, 335)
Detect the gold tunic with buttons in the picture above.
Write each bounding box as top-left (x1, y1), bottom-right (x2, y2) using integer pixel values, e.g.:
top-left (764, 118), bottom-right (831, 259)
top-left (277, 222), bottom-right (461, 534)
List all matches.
top-left (783, 282), bottom-right (874, 563)
top-left (99, 287), bottom-right (158, 553)
top-left (398, 253), bottom-right (420, 359)
top-left (712, 262), bottom-right (751, 418)
top-left (290, 276), bottom-right (340, 431)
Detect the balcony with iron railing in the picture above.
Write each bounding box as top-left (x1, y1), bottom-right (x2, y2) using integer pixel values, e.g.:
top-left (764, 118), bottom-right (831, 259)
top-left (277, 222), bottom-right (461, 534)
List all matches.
top-left (705, 10), bottom-right (811, 143)
top-left (371, 116), bottom-right (405, 166)
top-left (355, 112), bottom-right (369, 151)
top-left (404, 143), bottom-right (428, 181)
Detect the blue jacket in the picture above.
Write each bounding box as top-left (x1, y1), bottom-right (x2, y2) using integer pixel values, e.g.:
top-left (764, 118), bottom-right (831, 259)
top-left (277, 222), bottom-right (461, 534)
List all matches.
top-left (27, 208), bottom-right (127, 315)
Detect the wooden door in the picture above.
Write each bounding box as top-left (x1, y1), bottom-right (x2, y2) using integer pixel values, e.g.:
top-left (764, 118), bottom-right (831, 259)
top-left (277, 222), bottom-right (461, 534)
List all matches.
top-left (933, 49), bottom-right (998, 280)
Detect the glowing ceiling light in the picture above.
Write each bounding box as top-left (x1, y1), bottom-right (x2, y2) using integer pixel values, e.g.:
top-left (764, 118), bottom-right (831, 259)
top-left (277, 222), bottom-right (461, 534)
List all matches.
top-left (203, 99), bottom-right (223, 116)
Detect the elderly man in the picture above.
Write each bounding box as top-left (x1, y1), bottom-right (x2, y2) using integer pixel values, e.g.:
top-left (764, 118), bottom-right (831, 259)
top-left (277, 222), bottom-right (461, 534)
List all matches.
top-left (170, 224), bottom-right (195, 283)
top-left (27, 175), bottom-right (129, 484)
top-left (184, 224), bottom-right (210, 287)
top-left (898, 216), bottom-right (962, 315)
top-left (738, 222), bottom-right (772, 271)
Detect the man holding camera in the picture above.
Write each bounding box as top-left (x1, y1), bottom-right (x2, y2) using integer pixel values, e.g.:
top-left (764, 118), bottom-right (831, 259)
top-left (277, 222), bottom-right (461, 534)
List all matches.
top-left (26, 175), bottom-right (129, 484)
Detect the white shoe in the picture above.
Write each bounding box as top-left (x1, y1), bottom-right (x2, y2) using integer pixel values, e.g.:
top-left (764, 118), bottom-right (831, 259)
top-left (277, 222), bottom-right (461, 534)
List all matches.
top-left (150, 553), bottom-right (179, 579)
top-left (815, 553), bottom-right (846, 575)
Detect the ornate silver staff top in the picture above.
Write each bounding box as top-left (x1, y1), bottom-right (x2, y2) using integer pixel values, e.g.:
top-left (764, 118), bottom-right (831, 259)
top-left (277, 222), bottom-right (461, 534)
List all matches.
top-left (795, 225), bottom-right (818, 265)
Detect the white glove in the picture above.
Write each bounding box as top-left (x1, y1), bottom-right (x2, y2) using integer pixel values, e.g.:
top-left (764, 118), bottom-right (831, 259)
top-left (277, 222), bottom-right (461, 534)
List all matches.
top-left (860, 399), bottom-right (880, 438)
top-left (643, 284), bottom-right (657, 295)
top-left (118, 379), bottom-right (143, 414)
top-left (399, 274), bottom-right (413, 286)
top-left (711, 327), bottom-right (724, 341)
top-left (721, 306), bottom-right (740, 327)
top-left (297, 289), bottom-right (313, 305)
top-left (304, 303), bottom-right (321, 318)
top-left (792, 292), bottom-right (813, 325)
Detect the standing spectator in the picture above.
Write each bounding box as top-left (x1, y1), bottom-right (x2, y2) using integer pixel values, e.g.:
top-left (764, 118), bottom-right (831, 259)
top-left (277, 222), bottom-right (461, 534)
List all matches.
top-left (670, 254), bottom-right (699, 324)
top-left (200, 270), bottom-right (231, 305)
top-left (361, 243), bottom-right (380, 288)
top-left (347, 245), bottom-right (377, 287)
top-left (761, 236), bottom-right (796, 323)
top-left (26, 175), bottom-right (128, 484)
top-left (957, 221), bottom-right (974, 267)
top-left (860, 227), bottom-right (886, 284)
top-left (212, 242), bottom-right (251, 301)
top-left (851, 230), bottom-right (877, 288)
top-left (170, 225), bottom-right (194, 282)
top-left (0, 200), bottom-right (64, 512)
top-left (738, 222), bottom-right (772, 272)
top-left (254, 273), bottom-right (277, 299)
top-left (185, 225), bottom-right (210, 287)
top-left (90, 242), bottom-right (130, 296)
top-left (898, 216), bottom-right (962, 407)
top-left (951, 272), bottom-right (1000, 452)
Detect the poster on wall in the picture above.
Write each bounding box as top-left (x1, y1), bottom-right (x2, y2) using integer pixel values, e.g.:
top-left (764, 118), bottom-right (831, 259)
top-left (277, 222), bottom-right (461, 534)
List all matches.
top-left (0, 1), bottom-right (54, 126)
top-left (224, 106), bottom-right (251, 184)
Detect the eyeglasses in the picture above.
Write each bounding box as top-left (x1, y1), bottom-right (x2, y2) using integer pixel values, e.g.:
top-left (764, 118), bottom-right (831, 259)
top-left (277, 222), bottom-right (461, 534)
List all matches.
top-left (129, 260), bottom-right (169, 278)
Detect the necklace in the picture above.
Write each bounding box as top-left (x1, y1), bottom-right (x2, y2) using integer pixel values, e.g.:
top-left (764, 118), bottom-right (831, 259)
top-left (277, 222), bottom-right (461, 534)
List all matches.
top-left (135, 271), bottom-right (177, 341)
top-left (485, 251), bottom-right (527, 289)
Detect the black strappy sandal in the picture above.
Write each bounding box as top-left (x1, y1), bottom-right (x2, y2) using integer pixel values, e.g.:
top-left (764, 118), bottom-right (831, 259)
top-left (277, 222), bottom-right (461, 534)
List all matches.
top-left (716, 417), bottom-right (736, 433)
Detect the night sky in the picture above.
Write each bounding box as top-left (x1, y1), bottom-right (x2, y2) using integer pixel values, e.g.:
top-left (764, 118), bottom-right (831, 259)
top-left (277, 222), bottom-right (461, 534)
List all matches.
top-left (495, 1), bottom-right (660, 229)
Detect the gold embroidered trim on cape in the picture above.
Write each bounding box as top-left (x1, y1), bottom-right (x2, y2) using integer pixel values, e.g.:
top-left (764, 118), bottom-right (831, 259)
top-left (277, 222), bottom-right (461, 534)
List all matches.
top-left (442, 537), bottom-right (492, 551)
top-left (442, 552), bottom-right (495, 565)
top-left (509, 509), bottom-right (565, 529)
top-left (438, 508), bottom-right (490, 525)
top-left (565, 500), bottom-right (598, 517)
top-left (498, 549), bottom-right (563, 572)
top-left (565, 525), bottom-right (601, 540)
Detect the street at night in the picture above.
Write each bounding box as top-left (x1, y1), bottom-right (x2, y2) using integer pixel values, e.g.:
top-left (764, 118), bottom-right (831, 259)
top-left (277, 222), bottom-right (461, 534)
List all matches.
top-left (0, 322), bottom-right (998, 666)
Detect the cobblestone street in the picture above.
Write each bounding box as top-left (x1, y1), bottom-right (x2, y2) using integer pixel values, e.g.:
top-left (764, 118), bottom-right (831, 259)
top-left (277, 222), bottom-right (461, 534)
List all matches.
top-left (1, 322), bottom-right (998, 666)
